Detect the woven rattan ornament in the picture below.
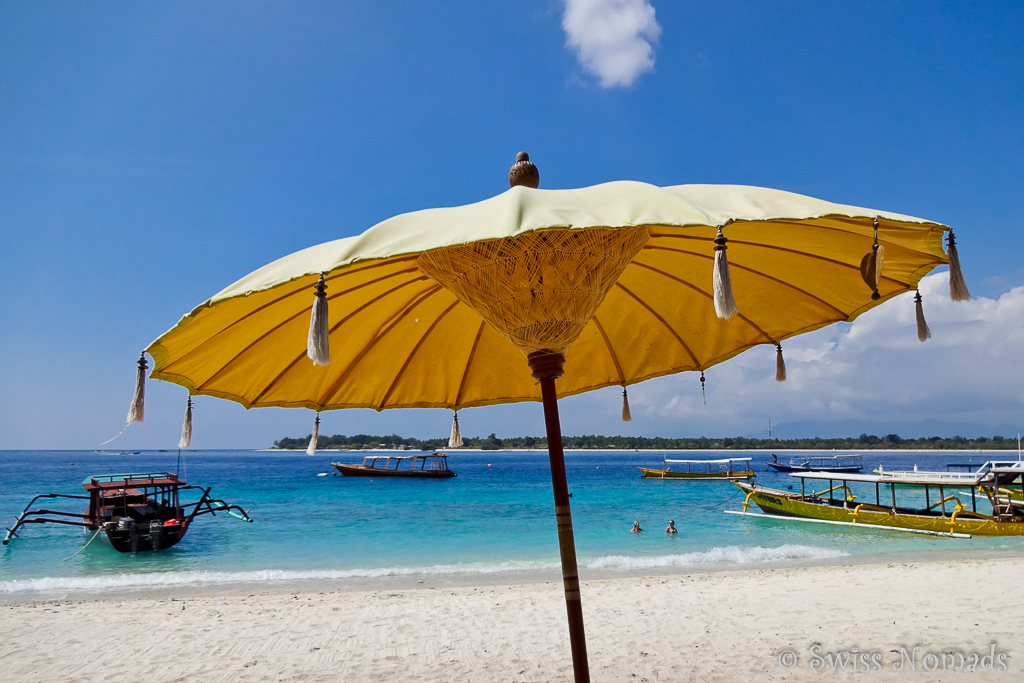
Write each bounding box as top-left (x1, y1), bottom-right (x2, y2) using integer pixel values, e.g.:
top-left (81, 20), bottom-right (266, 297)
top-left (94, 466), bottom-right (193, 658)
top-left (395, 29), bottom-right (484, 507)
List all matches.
top-left (508, 151), bottom-right (539, 189)
top-left (860, 218), bottom-right (885, 301)
top-left (915, 290), bottom-right (932, 342)
top-left (946, 230), bottom-right (971, 302)
top-left (307, 274), bottom-right (330, 366)
top-left (419, 226), bottom-right (649, 357)
top-left (712, 226), bottom-right (738, 319)
top-left (449, 412), bottom-right (464, 448)
top-left (621, 388), bottom-right (632, 423)
top-left (775, 343), bottom-right (787, 382)
top-left (306, 413), bottom-right (320, 456)
top-left (178, 396), bottom-right (193, 449)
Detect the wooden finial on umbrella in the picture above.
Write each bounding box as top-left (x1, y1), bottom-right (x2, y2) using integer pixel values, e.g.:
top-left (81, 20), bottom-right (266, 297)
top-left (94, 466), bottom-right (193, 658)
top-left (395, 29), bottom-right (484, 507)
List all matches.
top-left (915, 290), bottom-right (932, 342)
top-left (700, 371), bottom-right (706, 405)
top-left (860, 218), bottom-right (885, 300)
top-left (509, 152), bottom-right (540, 189)
top-left (621, 388), bottom-right (632, 423)
top-left (946, 230), bottom-right (971, 302)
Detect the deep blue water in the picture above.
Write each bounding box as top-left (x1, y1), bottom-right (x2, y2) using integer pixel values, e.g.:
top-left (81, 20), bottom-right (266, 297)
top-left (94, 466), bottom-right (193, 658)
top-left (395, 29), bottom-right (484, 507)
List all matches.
top-left (2, 449), bottom-right (1021, 600)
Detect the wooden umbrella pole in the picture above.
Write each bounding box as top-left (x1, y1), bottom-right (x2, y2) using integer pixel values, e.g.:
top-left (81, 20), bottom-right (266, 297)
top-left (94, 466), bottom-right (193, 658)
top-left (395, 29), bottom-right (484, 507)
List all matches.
top-left (528, 351), bottom-right (590, 683)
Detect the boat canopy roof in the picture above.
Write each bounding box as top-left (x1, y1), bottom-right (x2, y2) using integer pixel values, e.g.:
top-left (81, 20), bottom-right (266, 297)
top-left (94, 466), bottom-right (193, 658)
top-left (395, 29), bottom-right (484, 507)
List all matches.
top-left (788, 470), bottom-right (991, 486)
top-left (82, 472), bottom-right (184, 491)
top-left (664, 457), bottom-right (752, 464)
top-left (363, 453), bottom-right (447, 460)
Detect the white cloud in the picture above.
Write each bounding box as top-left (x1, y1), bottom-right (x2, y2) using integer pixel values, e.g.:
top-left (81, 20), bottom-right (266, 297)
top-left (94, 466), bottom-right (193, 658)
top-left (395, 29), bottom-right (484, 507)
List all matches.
top-left (562, 0), bottom-right (661, 88)
top-left (583, 273), bottom-right (1024, 437)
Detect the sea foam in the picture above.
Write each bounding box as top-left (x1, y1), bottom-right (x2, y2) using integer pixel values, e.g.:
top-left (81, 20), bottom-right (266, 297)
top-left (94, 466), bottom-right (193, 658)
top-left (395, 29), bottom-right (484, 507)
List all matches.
top-left (0, 544), bottom-right (845, 595)
top-left (585, 543), bottom-right (848, 570)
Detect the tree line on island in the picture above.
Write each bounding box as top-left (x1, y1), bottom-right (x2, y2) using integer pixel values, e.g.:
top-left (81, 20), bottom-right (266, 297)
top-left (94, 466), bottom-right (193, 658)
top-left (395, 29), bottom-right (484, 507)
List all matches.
top-left (272, 432), bottom-right (1020, 451)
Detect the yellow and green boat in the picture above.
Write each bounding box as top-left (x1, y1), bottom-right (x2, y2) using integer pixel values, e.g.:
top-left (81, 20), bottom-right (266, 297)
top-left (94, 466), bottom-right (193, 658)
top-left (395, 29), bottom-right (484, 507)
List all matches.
top-left (727, 466), bottom-right (1024, 537)
top-left (639, 457), bottom-right (754, 480)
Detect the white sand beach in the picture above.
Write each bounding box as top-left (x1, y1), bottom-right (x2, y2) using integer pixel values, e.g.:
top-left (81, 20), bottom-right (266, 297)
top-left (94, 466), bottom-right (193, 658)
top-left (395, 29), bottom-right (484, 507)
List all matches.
top-left (2, 557), bottom-right (1019, 682)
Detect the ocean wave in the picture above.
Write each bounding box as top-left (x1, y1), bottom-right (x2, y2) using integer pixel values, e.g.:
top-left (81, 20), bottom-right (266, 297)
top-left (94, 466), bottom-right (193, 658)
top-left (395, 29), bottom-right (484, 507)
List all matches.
top-left (0, 545), bottom-right (846, 594)
top-left (0, 560), bottom-right (560, 594)
top-left (585, 544), bottom-right (848, 570)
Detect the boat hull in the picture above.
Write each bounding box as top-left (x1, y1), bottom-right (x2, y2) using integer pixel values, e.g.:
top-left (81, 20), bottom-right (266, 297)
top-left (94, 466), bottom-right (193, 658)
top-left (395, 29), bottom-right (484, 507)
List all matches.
top-left (333, 463), bottom-right (456, 478)
top-left (638, 467), bottom-right (753, 480)
top-left (766, 463), bottom-right (863, 473)
top-left (733, 482), bottom-right (1024, 536)
top-left (99, 522), bottom-right (186, 553)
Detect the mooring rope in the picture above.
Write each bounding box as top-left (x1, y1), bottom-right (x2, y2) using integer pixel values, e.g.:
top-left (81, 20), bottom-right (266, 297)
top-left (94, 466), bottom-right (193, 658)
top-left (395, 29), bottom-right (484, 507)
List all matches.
top-left (61, 527), bottom-right (102, 562)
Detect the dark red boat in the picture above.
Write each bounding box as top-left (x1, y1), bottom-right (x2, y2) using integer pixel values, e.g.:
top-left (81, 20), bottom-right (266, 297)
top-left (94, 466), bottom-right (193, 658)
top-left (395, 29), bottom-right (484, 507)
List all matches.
top-left (3, 472), bottom-right (253, 553)
top-left (332, 452), bottom-right (457, 478)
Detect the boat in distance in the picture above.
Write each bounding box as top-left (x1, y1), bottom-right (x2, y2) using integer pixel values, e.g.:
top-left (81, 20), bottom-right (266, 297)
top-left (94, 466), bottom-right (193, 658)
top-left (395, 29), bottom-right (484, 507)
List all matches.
top-left (332, 452), bottom-right (457, 478)
top-left (638, 457), bottom-right (754, 480)
top-left (766, 454), bottom-right (863, 473)
top-left (727, 466), bottom-right (1024, 537)
top-left (3, 472), bottom-right (253, 553)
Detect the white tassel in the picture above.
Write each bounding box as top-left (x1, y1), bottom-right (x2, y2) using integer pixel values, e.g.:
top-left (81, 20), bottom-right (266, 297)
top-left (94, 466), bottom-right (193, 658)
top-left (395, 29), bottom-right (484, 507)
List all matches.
top-left (712, 227), bottom-right (738, 319)
top-left (127, 352), bottom-right (147, 424)
top-left (307, 274), bottom-right (331, 366)
top-left (915, 290), bottom-right (932, 342)
top-left (946, 230), bottom-right (971, 302)
top-left (306, 414), bottom-right (320, 456)
top-left (100, 353), bottom-right (149, 444)
top-left (178, 396), bottom-right (192, 449)
top-left (775, 343), bottom-right (787, 382)
top-left (621, 388), bottom-right (632, 422)
top-left (448, 412), bottom-right (464, 448)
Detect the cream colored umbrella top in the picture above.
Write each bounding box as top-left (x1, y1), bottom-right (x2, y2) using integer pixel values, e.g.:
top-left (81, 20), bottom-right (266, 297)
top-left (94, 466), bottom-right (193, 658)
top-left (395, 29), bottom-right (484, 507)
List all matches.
top-left (147, 181), bottom-right (949, 411)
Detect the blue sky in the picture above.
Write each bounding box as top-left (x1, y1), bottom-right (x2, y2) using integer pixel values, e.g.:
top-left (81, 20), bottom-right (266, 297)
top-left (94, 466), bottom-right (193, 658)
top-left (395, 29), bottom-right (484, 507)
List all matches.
top-left (1, 1), bottom-right (1021, 449)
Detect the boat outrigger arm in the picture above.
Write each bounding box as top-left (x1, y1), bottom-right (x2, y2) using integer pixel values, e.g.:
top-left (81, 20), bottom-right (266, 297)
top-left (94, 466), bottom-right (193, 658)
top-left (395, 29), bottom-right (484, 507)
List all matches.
top-left (3, 485), bottom-right (252, 547)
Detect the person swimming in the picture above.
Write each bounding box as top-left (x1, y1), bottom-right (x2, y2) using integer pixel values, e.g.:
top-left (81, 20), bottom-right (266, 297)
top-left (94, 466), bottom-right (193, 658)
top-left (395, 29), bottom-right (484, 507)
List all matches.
top-left (665, 520), bottom-right (677, 534)
top-left (631, 520), bottom-right (643, 532)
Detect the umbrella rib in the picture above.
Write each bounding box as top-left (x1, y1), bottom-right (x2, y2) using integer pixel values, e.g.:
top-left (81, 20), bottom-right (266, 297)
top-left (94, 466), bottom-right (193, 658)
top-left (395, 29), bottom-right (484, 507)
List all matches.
top-left (177, 263), bottom-right (424, 376)
top-left (378, 299), bottom-right (463, 410)
top-left (196, 273), bottom-right (429, 394)
top-left (648, 233), bottom-right (912, 288)
top-left (613, 282), bottom-right (700, 366)
top-left (629, 258), bottom-right (775, 342)
top-left (314, 284), bottom-right (446, 407)
top-left (454, 319), bottom-right (488, 408)
top-left (591, 316), bottom-right (626, 385)
top-left (642, 245), bottom-right (849, 321)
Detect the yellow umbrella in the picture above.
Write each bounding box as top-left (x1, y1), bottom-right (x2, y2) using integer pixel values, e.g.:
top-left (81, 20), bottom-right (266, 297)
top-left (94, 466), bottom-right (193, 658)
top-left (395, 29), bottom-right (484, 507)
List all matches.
top-left (138, 154), bottom-right (966, 683)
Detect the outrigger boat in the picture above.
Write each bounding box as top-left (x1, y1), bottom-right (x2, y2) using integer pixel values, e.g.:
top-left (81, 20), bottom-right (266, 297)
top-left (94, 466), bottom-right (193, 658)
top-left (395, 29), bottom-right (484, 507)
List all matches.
top-left (727, 466), bottom-right (1024, 537)
top-left (3, 472), bottom-right (253, 553)
top-left (332, 452), bottom-right (457, 478)
top-left (638, 457), bottom-right (754, 480)
top-left (766, 454), bottom-right (863, 473)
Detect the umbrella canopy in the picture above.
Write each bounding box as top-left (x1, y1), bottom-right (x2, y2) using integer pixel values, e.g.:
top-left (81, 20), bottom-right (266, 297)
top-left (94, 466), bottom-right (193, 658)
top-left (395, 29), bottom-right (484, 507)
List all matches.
top-left (146, 181), bottom-right (950, 410)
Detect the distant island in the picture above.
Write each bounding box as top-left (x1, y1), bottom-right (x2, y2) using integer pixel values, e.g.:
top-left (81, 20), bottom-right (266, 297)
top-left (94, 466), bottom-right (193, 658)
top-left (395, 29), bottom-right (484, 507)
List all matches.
top-left (273, 432), bottom-right (1020, 451)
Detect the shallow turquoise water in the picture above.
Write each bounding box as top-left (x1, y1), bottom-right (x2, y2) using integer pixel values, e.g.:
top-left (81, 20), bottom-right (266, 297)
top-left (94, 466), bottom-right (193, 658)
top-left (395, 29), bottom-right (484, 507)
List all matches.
top-left (2, 449), bottom-right (1021, 600)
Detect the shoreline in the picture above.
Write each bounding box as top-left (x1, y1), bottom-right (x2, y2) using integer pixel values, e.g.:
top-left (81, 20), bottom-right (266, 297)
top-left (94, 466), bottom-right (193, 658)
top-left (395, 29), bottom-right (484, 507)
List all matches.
top-left (5, 542), bottom-right (1024, 607)
top-left (3, 554), bottom-right (1021, 681)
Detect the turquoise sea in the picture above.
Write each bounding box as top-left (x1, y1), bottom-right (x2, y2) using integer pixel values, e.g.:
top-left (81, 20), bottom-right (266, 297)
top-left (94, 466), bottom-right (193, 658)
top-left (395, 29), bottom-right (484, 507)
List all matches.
top-left (2, 449), bottom-right (1022, 602)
